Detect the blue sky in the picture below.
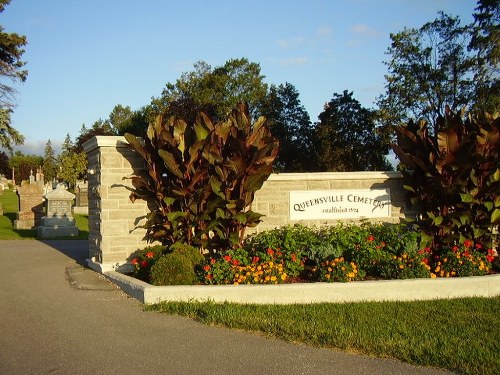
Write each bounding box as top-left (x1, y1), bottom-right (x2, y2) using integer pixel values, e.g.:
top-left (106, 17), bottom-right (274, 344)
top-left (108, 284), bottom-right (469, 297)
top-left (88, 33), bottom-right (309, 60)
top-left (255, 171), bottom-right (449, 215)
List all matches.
top-left (2, 0), bottom-right (476, 155)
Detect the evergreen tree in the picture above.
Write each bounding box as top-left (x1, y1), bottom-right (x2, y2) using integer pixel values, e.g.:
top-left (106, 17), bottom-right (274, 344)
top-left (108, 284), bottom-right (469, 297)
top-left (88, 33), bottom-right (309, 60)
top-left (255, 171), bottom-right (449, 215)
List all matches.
top-left (42, 139), bottom-right (57, 182)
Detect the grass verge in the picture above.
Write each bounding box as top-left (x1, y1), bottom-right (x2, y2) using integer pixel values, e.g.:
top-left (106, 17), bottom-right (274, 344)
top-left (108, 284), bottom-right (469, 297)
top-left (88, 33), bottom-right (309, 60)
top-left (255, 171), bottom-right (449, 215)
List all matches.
top-left (146, 297), bottom-right (500, 375)
top-left (0, 189), bottom-right (88, 240)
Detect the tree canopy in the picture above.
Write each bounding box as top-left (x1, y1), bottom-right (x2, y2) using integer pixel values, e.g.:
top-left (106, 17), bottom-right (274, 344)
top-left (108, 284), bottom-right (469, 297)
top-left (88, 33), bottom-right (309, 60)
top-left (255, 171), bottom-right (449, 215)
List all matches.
top-left (0, 0), bottom-right (27, 150)
top-left (315, 90), bottom-right (392, 172)
top-left (151, 58), bottom-right (268, 124)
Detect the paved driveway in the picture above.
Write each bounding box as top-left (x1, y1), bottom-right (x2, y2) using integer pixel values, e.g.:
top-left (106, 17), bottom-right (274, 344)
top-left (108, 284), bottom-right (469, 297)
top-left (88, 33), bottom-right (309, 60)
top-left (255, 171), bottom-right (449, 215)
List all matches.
top-left (0, 240), bottom-right (453, 375)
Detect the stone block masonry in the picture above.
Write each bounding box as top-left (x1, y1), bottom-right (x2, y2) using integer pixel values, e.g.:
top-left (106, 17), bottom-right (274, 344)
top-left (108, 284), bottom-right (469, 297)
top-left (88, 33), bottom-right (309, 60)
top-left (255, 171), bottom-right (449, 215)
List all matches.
top-left (84, 136), bottom-right (411, 272)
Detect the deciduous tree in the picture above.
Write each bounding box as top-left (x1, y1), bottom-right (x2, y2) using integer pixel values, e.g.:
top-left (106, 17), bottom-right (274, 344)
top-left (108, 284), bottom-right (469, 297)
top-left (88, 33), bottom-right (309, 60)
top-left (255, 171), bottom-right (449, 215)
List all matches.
top-left (377, 12), bottom-right (474, 135)
top-left (315, 90), bottom-right (391, 172)
top-left (258, 83), bottom-right (314, 171)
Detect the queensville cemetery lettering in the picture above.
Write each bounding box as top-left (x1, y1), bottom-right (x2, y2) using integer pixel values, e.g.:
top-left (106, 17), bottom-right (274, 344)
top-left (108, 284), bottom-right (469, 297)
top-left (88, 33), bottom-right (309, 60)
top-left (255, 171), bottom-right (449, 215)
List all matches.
top-left (290, 189), bottom-right (391, 220)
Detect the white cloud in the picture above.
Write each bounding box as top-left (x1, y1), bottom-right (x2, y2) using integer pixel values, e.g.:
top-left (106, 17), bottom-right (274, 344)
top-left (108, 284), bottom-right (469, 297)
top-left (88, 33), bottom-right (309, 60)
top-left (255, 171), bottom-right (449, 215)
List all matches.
top-left (278, 57), bottom-right (309, 66)
top-left (276, 36), bottom-right (307, 48)
top-left (350, 23), bottom-right (381, 37)
top-left (317, 26), bottom-right (332, 37)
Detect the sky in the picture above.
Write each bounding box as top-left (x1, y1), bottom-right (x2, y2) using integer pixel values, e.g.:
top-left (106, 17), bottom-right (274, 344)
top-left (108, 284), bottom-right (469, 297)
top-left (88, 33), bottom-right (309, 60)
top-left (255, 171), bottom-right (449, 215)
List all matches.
top-left (2, 0), bottom-right (477, 156)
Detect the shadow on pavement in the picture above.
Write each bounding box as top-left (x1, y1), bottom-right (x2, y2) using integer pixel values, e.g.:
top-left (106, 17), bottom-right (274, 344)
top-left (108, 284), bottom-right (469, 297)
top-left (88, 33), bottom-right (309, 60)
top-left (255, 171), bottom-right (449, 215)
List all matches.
top-left (40, 240), bottom-right (90, 266)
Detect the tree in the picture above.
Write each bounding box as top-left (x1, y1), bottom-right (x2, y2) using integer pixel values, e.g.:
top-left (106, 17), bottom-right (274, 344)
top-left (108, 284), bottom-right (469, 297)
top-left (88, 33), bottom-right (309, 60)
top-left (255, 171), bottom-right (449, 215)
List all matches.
top-left (257, 83), bottom-right (314, 172)
top-left (61, 133), bottom-right (74, 156)
top-left (8, 151), bottom-right (42, 184)
top-left (0, 149), bottom-right (9, 176)
top-left (0, 0), bottom-right (27, 150)
top-left (74, 119), bottom-right (116, 152)
top-left (315, 90), bottom-right (392, 172)
top-left (57, 151), bottom-right (87, 189)
top-left (110, 104), bottom-right (150, 138)
top-left (151, 58), bottom-right (268, 124)
top-left (42, 139), bottom-right (57, 183)
top-left (469, 0), bottom-right (500, 113)
top-left (377, 12), bottom-right (474, 135)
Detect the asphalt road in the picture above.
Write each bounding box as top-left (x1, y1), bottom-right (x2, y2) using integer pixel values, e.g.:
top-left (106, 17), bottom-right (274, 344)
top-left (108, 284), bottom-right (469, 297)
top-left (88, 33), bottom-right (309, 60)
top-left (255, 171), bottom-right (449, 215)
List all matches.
top-left (0, 240), bottom-right (453, 375)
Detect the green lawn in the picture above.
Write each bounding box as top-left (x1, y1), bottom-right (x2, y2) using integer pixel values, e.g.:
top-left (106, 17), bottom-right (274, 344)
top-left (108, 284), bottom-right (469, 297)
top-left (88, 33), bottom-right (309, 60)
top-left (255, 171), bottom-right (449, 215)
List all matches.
top-left (0, 188), bottom-right (89, 240)
top-left (147, 297), bottom-right (500, 375)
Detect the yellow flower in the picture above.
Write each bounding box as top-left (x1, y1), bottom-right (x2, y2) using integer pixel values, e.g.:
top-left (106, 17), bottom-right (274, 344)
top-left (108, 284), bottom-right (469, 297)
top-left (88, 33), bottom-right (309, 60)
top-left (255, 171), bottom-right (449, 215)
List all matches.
top-left (435, 266), bottom-right (441, 272)
top-left (270, 275), bottom-right (277, 282)
top-left (347, 272), bottom-right (355, 278)
top-left (430, 273), bottom-right (437, 278)
top-left (341, 267), bottom-right (346, 271)
top-left (328, 267), bottom-right (333, 272)
top-left (325, 274), bottom-right (331, 279)
top-left (281, 273), bottom-right (287, 281)
top-left (402, 253), bottom-right (408, 259)
top-left (339, 257), bottom-right (344, 262)
top-left (399, 264), bottom-right (404, 269)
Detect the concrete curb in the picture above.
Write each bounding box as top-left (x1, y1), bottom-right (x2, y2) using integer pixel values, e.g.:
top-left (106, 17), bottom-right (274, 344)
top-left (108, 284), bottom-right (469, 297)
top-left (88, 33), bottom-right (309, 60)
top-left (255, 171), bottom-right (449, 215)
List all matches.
top-left (103, 270), bottom-right (500, 305)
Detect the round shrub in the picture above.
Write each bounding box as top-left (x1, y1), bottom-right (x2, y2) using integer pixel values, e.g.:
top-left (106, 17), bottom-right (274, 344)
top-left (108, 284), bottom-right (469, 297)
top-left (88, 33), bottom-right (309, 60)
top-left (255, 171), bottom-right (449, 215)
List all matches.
top-left (169, 242), bottom-right (204, 266)
top-left (150, 252), bottom-right (199, 286)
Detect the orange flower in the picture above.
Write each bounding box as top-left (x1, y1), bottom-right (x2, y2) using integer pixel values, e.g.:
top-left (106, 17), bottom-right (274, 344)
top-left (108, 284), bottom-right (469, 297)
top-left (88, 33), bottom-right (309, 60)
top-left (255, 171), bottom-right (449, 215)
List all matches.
top-left (203, 264), bottom-right (211, 271)
top-left (223, 255), bottom-right (231, 262)
top-left (464, 239), bottom-right (473, 248)
top-left (131, 258), bottom-right (138, 265)
top-left (267, 248), bottom-right (275, 256)
top-left (210, 258), bottom-right (216, 264)
top-left (367, 235), bottom-right (375, 242)
top-left (145, 251), bottom-right (154, 259)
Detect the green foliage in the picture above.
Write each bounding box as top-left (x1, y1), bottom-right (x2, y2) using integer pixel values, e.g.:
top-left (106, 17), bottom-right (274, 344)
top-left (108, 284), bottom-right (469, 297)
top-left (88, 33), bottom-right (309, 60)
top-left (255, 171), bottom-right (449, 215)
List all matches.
top-left (315, 258), bottom-right (362, 282)
top-left (257, 83), bottom-right (314, 172)
top-left (125, 102), bottom-right (278, 250)
top-left (201, 247), bottom-right (304, 285)
top-left (130, 245), bottom-right (166, 282)
top-left (0, 1), bottom-right (27, 150)
top-left (42, 140), bottom-right (57, 182)
top-left (57, 151), bottom-right (87, 189)
top-left (378, 12), bottom-right (474, 134)
top-left (424, 241), bottom-right (492, 277)
top-left (315, 90), bottom-right (392, 171)
top-left (152, 58), bottom-right (268, 124)
top-left (392, 108), bottom-right (500, 249)
top-left (150, 253), bottom-right (199, 286)
top-left (149, 244), bottom-right (204, 286)
top-left (8, 151), bottom-right (42, 184)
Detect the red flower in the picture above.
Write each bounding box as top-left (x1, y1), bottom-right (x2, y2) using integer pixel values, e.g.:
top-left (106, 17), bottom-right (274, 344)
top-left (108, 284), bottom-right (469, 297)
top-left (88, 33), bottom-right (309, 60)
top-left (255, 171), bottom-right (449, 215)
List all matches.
top-left (380, 241), bottom-right (386, 247)
top-left (131, 258), bottom-right (138, 265)
top-left (424, 247), bottom-right (432, 253)
top-left (140, 260), bottom-right (148, 268)
top-left (232, 259), bottom-right (240, 266)
top-left (486, 255), bottom-right (495, 262)
top-left (475, 243), bottom-right (482, 249)
top-left (422, 257), bottom-right (429, 265)
top-left (367, 235), bottom-right (375, 242)
top-left (267, 248), bottom-right (275, 256)
top-left (464, 239), bottom-right (473, 248)
top-left (145, 251), bottom-right (154, 259)
top-left (291, 253), bottom-right (297, 262)
top-left (452, 246), bottom-right (459, 253)
top-left (210, 258), bottom-right (216, 264)
top-left (223, 255), bottom-right (231, 262)
top-left (252, 256), bottom-right (260, 264)
top-left (203, 264), bottom-right (211, 271)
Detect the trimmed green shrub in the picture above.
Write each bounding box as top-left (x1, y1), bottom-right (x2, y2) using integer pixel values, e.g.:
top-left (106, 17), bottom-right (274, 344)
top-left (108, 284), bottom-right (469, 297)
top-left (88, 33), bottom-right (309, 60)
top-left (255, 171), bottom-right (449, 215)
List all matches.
top-left (150, 252), bottom-right (199, 286)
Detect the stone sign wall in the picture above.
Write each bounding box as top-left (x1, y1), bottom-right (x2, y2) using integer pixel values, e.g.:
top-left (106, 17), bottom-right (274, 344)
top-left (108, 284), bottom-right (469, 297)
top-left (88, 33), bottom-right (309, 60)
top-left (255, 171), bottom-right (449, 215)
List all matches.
top-left (84, 136), bottom-right (412, 272)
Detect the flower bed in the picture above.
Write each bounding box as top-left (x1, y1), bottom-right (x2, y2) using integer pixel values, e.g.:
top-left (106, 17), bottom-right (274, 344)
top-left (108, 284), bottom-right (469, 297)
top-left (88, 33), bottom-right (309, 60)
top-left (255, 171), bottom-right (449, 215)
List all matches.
top-left (128, 223), bottom-right (499, 286)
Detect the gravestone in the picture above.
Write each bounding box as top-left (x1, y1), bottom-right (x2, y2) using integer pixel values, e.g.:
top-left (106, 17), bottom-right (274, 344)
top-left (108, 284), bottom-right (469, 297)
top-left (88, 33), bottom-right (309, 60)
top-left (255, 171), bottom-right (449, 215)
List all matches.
top-left (14, 181), bottom-right (44, 229)
top-left (75, 180), bottom-right (88, 207)
top-left (37, 184), bottom-right (78, 238)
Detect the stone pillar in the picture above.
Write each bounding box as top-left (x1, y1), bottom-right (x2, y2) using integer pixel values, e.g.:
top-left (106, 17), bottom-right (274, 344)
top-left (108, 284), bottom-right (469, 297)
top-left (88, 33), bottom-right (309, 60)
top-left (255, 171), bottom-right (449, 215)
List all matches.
top-left (83, 136), bottom-right (149, 273)
top-left (37, 184), bottom-right (78, 238)
top-left (14, 181), bottom-right (44, 229)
